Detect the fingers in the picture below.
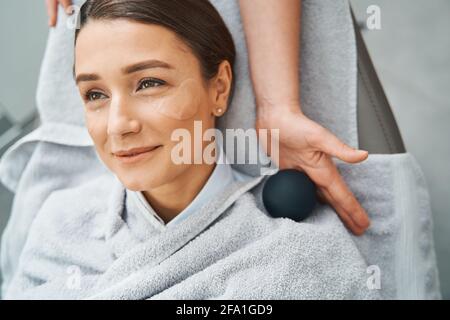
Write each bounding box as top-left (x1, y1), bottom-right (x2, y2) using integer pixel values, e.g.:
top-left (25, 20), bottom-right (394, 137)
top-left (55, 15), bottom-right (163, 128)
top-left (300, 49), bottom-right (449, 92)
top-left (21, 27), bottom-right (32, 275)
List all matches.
top-left (60, 0), bottom-right (73, 13)
top-left (325, 170), bottom-right (371, 232)
top-left (311, 157), bottom-right (371, 235)
top-left (319, 187), bottom-right (367, 236)
top-left (313, 126), bottom-right (369, 164)
top-left (46, 0), bottom-right (74, 27)
top-left (46, 0), bottom-right (58, 27)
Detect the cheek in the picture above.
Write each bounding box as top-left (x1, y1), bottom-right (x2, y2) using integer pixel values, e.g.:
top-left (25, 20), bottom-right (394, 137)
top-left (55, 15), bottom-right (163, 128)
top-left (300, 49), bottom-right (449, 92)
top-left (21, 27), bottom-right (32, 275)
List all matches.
top-left (137, 78), bottom-right (205, 121)
top-left (85, 110), bottom-right (109, 153)
top-left (134, 95), bottom-right (206, 140)
top-left (154, 79), bottom-right (202, 120)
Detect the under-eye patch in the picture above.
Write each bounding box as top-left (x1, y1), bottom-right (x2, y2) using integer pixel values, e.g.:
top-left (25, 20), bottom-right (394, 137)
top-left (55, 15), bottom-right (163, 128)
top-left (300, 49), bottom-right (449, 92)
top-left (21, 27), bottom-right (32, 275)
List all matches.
top-left (151, 78), bottom-right (201, 120)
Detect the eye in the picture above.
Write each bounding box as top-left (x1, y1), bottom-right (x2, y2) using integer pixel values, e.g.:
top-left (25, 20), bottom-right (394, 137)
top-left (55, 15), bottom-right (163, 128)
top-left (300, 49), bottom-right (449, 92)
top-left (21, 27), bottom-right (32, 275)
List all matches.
top-left (137, 78), bottom-right (166, 91)
top-left (85, 91), bottom-right (107, 102)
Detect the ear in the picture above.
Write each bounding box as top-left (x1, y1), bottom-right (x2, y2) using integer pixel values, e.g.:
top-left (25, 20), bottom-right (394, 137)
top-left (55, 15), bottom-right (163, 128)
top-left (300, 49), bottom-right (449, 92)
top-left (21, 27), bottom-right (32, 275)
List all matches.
top-left (209, 60), bottom-right (233, 117)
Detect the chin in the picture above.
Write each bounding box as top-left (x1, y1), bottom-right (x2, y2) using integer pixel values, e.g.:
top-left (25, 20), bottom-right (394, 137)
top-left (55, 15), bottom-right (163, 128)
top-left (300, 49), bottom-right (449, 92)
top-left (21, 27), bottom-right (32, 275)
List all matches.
top-left (115, 169), bottom-right (164, 192)
top-left (112, 159), bottom-right (188, 191)
top-left (118, 174), bottom-right (152, 191)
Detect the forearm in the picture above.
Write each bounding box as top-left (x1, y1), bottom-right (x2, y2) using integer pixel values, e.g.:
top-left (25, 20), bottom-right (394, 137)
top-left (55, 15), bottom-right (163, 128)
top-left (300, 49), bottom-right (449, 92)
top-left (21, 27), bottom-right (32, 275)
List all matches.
top-left (238, 0), bottom-right (302, 117)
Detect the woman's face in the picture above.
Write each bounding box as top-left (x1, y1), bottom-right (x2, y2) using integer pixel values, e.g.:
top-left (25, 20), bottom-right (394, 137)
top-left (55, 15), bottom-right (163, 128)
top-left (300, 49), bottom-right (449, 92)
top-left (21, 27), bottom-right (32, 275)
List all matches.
top-left (75, 19), bottom-right (230, 191)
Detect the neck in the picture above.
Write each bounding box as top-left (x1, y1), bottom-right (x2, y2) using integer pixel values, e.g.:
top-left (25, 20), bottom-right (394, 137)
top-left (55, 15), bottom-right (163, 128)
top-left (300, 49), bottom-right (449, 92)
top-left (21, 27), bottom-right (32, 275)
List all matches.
top-left (142, 146), bottom-right (218, 224)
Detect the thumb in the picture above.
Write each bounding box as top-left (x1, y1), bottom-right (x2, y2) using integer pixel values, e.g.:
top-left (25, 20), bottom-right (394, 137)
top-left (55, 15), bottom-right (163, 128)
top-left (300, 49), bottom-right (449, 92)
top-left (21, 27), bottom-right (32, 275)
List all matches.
top-left (315, 127), bottom-right (368, 163)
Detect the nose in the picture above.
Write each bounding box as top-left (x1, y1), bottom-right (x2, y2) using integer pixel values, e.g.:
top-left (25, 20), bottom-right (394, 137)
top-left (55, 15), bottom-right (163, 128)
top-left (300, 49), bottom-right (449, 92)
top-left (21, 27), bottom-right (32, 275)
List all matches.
top-left (107, 95), bottom-right (141, 137)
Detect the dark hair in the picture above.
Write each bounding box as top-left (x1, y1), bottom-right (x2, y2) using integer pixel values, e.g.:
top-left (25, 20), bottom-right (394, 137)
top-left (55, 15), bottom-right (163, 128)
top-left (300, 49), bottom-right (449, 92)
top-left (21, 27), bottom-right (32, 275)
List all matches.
top-left (75, 0), bottom-right (236, 92)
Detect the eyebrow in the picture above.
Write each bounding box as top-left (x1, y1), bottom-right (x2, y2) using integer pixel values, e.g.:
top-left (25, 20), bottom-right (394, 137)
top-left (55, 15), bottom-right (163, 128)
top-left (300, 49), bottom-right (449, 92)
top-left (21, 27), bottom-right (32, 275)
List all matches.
top-left (75, 59), bottom-right (174, 84)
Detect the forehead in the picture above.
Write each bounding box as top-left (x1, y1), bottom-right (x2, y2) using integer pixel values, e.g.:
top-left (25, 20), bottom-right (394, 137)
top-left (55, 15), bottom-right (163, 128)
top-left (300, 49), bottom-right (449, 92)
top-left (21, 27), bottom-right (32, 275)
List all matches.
top-left (74, 19), bottom-right (198, 75)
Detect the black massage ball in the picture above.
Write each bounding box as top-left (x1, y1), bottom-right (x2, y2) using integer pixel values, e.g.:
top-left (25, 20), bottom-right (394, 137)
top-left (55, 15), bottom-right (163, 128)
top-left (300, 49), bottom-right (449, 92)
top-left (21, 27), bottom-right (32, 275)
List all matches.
top-left (262, 169), bottom-right (317, 222)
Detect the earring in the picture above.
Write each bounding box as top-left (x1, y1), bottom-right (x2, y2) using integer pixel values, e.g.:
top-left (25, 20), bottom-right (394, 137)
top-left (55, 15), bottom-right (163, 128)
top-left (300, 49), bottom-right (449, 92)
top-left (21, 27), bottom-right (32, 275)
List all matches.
top-left (215, 107), bottom-right (223, 115)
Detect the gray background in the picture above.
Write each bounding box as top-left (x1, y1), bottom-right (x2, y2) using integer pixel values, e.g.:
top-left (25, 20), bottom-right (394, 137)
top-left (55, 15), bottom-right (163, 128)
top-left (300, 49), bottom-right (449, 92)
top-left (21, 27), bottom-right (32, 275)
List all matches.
top-left (0, 0), bottom-right (449, 298)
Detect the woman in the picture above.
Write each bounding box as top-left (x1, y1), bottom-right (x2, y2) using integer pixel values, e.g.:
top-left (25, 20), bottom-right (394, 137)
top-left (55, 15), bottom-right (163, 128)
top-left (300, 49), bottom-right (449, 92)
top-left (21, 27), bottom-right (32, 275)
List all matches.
top-left (4, 0), bottom-right (377, 299)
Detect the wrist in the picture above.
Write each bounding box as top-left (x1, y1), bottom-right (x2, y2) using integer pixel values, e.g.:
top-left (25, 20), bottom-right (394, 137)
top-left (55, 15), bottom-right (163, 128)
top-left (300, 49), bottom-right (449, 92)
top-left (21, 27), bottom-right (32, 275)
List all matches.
top-left (256, 101), bottom-right (303, 124)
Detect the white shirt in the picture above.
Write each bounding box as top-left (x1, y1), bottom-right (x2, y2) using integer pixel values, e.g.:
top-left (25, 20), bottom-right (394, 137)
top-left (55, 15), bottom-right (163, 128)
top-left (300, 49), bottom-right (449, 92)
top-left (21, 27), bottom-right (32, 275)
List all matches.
top-left (127, 140), bottom-right (252, 230)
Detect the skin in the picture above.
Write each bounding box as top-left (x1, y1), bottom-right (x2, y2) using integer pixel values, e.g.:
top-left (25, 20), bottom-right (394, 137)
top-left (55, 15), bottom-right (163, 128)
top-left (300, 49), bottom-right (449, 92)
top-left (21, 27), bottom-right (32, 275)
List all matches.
top-left (74, 19), bottom-right (232, 223)
top-left (50, 0), bottom-right (370, 235)
top-left (46, 0), bottom-right (72, 26)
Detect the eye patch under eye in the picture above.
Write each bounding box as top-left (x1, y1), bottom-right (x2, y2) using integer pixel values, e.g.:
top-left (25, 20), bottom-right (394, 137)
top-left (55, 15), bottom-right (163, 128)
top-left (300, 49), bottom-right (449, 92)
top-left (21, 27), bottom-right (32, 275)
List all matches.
top-left (150, 78), bottom-right (201, 120)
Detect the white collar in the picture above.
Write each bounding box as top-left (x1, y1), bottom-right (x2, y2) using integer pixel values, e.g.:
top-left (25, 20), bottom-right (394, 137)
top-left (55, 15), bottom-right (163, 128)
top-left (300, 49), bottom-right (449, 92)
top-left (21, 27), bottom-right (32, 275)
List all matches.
top-left (127, 139), bottom-right (239, 229)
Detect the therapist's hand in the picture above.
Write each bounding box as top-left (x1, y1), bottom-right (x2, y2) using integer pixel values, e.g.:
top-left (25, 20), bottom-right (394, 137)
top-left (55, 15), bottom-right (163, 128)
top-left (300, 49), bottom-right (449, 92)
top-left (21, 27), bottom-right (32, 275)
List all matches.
top-left (45, 0), bottom-right (73, 27)
top-left (256, 106), bottom-right (371, 236)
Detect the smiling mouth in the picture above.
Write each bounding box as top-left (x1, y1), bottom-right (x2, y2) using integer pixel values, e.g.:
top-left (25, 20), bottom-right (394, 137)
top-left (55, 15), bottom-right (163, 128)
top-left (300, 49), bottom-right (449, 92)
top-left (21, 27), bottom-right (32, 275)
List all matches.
top-left (113, 145), bottom-right (162, 164)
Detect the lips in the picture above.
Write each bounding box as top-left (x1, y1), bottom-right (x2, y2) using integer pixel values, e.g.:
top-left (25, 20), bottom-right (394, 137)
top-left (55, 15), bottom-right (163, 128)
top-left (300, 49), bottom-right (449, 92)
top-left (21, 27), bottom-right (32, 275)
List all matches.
top-left (112, 145), bottom-right (162, 165)
top-left (113, 146), bottom-right (160, 157)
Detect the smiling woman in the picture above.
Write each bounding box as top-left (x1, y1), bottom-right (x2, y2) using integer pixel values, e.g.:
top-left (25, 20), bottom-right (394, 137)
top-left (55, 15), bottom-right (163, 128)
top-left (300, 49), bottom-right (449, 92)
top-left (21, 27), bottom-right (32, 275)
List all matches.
top-left (3, 0), bottom-right (380, 300)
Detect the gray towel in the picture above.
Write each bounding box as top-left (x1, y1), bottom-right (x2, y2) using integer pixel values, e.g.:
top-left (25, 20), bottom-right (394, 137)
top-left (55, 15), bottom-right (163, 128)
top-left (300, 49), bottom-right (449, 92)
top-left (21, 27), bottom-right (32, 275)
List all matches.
top-left (0, 0), bottom-right (441, 299)
top-left (5, 170), bottom-right (380, 299)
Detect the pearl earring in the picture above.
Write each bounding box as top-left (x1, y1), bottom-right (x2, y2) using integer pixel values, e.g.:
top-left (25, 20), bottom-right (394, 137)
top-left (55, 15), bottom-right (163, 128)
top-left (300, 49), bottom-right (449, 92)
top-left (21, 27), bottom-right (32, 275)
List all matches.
top-left (216, 108), bottom-right (223, 115)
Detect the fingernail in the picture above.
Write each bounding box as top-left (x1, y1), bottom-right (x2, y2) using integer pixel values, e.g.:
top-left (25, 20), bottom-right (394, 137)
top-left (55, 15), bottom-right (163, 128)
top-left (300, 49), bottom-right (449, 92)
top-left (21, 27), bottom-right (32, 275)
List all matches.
top-left (357, 150), bottom-right (369, 157)
top-left (356, 217), bottom-right (370, 229)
